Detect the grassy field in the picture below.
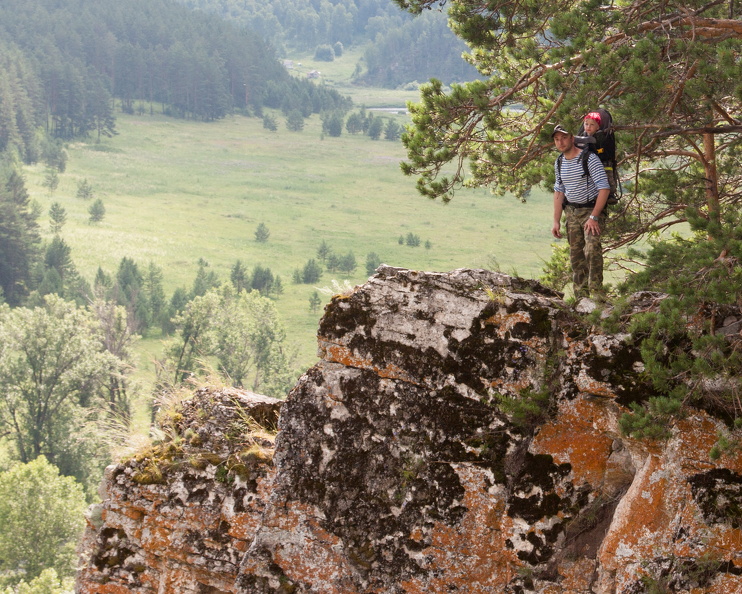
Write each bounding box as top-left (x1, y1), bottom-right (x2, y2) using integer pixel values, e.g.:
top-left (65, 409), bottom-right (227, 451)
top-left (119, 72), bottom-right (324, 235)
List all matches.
top-left (23, 104), bottom-right (557, 388)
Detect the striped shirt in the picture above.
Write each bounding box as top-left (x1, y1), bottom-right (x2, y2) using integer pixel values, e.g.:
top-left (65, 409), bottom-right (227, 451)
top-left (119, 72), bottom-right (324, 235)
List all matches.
top-left (554, 150), bottom-right (610, 204)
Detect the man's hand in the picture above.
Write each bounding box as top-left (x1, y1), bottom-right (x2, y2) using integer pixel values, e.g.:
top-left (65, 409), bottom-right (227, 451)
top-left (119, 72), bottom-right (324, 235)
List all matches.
top-left (585, 217), bottom-right (601, 235)
top-left (552, 222), bottom-right (562, 239)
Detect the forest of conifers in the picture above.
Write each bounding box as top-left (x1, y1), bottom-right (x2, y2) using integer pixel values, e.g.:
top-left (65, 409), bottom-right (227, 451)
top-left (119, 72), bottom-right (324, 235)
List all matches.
top-left (0, 0), bottom-right (476, 162)
top-left (0, 0), bottom-right (351, 151)
top-left (179, 0), bottom-right (480, 86)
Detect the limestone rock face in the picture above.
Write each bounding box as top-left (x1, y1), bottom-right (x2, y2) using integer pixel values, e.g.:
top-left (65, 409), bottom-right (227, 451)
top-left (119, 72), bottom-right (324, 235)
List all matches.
top-left (78, 267), bottom-right (742, 594)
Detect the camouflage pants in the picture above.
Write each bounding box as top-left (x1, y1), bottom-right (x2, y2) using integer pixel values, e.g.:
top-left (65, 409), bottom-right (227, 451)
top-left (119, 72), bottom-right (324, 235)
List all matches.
top-left (564, 206), bottom-right (605, 298)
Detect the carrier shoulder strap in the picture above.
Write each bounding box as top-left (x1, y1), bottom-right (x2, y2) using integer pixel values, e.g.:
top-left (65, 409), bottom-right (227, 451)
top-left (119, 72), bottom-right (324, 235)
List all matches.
top-left (557, 151), bottom-right (592, 184)
top-left (580, 148), bottom-right (591, 178)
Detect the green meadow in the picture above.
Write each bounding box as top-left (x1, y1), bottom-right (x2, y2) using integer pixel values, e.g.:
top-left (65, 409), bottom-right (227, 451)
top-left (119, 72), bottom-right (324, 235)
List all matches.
top-left (23, 105), bottom-right (556, 384)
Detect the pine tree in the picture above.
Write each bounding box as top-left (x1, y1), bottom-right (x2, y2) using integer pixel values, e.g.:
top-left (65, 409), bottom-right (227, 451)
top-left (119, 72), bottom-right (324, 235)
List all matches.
top-left (114, 256), bottom-right (148, 332)
top-left (616, 209), bottom-right (742, 442)
top-left (286, 110), bottom-right (305, 132)
top-left (77, 179), bottom-right (94, 200)
top-left (48, 202), bottom-right (67, 234)
top-left (309, 290), bottom-right (322, 313)
top-left (384, 119), bottom-right (401, 141)
top-left (367, 117), bottom-right (383, 140)
top-left (338, 251), bottom-right (357, 275)
top-left (255, 222), bottom-right (270, 242)
top-left (142, 262), bottom-right (166, 332)
top-left (366, 252), bottom-right (382, 276)
top-left (43, 168), bottom-right (59, 196)
top-left (346, 112), bottom-right (364, 134)
top-left (301, 259), bottom-right (322, 284)
top-left (0, 170), bottom-right (41, 305)
top-left (317, 240), bottom-right (332, 262)
top-left (231, 259), bottom-right (249, 292)
top-left (192, 258), bottom-right (220, 297)
top-left (396, 0), bottom-right (742, 246)
top-left (250, 265), bottom-right (274, 295)
top-left (88, 198), bottom-right (105, 223)
top-left (263, 114), bottom-right (278, 131)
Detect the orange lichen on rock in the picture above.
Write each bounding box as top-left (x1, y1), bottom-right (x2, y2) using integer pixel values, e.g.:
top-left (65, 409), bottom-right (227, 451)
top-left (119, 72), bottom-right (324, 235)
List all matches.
top-left (484, 309), bottom-right (532, 337)
top-left (242, 502), bottom-right (356, 594)
top-left (532, 397), bottom-right (615, 489)
top-left (77, 388), bottom-right (281, 594)
top-left (321, 341), bottom-right (418, 383)
top-left (401, 465), bottom-right (521, 593)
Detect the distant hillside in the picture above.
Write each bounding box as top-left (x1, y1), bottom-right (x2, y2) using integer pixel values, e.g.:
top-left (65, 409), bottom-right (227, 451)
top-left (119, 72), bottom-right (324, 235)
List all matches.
top-left (0, 0), bottom-right (349, 160)
top-left (177, 0), bottom-right (481, 87)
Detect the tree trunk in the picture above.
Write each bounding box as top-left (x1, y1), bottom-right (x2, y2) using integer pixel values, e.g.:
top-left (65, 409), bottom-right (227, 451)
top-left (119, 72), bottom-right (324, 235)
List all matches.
top-left (703, 130), bottom-right (721, 228)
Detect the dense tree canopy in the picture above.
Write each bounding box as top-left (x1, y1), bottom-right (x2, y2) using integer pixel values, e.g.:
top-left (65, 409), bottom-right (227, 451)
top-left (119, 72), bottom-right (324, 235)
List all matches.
top-left (396, 0), bottom-right (742, 250)
top-left (178, 0), bottom-right (480, 87)
top-left (0, 0), bottom-right (350, 149)
top-left (362, 8), bottom-right (480, 87)
top-left (181, 0), bottom-right (408, 50)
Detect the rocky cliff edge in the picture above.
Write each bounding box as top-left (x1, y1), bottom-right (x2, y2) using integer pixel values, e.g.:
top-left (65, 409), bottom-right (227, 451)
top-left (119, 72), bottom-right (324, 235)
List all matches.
top-left (77, 266), bottom-right (742, 593)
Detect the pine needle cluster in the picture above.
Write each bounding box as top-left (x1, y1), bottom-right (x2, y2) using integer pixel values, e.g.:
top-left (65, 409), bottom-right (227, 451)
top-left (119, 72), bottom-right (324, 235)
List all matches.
top-left (619, 208), bottom-right (742, 450)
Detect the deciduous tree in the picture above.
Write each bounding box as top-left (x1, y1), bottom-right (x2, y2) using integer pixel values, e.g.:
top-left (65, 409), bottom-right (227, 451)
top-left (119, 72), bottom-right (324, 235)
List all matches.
top-left (0, 457), bottom-right (86, 586)
top-left (0, 296), bottom-right (121, 477)
top-left (162, 286), bottom-right (297, 397)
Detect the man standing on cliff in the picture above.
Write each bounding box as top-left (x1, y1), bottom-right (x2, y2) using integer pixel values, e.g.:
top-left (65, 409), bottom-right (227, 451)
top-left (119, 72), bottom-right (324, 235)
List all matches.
top-left (550, 124), bottom-right (611, 300)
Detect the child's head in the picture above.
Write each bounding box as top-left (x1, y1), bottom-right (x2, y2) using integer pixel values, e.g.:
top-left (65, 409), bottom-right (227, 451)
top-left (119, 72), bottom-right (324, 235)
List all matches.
top-left (583, 112), bottom-right (601, 135)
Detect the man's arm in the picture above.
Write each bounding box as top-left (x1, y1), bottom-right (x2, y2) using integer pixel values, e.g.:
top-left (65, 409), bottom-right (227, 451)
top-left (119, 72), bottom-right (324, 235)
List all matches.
top-left (585, 152), bottom-right (610, 235)
top-left (585, 189), bottom-right (609, 235)
top-left (552, 191), bottom-right (565, 238)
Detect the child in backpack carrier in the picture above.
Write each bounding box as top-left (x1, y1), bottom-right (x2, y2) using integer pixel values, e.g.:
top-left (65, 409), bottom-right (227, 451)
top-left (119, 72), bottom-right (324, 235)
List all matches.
top-left (577, 111), bottom-right (619, 203)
